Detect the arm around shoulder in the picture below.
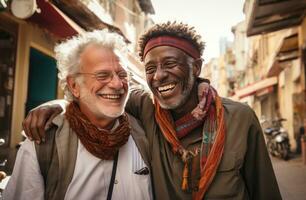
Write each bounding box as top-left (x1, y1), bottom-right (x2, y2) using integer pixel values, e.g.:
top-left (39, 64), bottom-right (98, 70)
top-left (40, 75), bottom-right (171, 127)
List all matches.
top-left (23, 99), bottom-right (68, 142)
top-left (38, 99), bottom-right (69, 113)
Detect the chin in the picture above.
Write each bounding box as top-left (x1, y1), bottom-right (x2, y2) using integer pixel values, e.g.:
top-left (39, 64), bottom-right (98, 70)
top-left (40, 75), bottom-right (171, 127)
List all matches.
top-left (158, 99), bottom-right (181, 109)
top-left (97, 106), bottom-right (125, 119)
top-left (105, 110), bottom-right (124, 118)
top-left (158, 94), bottom-right (188, 110)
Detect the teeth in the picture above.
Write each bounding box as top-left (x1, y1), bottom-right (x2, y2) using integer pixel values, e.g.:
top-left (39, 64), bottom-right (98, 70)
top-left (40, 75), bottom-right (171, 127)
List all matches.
top-left (99, 94), bottom-right (121, 99)
top-left (158, 84), bottom-right (175, 92)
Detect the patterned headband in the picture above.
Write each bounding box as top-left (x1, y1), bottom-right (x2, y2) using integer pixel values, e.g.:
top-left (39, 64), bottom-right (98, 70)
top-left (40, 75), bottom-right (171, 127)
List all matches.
top-left (143, 35), bottom-right (200, 60)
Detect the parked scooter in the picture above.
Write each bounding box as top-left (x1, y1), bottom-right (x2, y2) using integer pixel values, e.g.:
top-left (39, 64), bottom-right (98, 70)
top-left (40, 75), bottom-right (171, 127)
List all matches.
top-left (261, 118), bottom-right (290, 160)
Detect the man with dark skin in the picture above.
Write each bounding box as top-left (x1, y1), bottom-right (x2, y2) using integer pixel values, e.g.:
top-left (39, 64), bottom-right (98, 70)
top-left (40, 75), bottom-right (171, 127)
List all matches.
top-left (23, 22), bottom-right (282, 200)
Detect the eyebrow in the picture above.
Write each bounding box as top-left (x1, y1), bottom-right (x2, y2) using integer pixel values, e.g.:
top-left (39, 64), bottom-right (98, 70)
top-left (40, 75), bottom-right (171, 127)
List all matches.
top-left (144, 56), bottom-right (179, 65)
top-left (93, 69), bottom-right (127, 74)
top-left (92, 70), bottom-right (110, 73)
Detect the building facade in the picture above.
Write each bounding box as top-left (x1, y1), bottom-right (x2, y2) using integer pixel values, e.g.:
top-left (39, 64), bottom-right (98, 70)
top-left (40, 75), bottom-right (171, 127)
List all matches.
top-left (229, 0), bottom-right (306, 151)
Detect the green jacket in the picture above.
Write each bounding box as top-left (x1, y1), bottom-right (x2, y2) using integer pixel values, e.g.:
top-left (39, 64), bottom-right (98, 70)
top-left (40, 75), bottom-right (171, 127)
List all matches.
top-left (126, 89), bottom-right (282, 200)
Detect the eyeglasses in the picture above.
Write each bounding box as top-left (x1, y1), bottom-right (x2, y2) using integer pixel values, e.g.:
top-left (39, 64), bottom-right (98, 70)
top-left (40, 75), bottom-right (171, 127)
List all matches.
top-left (75, 70), bottom-right (132, 83)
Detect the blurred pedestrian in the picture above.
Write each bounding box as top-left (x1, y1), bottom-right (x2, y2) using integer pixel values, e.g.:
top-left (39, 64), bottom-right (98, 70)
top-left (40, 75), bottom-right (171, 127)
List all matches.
top-left (296, 118), bottom-right (306, 154)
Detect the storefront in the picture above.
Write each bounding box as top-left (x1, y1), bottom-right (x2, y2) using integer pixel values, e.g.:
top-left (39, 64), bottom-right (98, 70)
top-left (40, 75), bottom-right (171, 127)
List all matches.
top-left (0, 0), bottom-right (82, 173)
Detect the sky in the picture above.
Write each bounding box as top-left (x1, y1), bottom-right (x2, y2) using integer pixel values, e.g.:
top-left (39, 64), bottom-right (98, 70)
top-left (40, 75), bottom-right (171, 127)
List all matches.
top-left (150, 0), bottom-right (245, 61)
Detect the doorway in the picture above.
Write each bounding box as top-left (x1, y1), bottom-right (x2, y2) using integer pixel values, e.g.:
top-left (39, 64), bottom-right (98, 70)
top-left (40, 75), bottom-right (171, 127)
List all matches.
top-left (26, 48), bottom-right (57, 115)
top-left (0, 22), bottom-right (17, 174)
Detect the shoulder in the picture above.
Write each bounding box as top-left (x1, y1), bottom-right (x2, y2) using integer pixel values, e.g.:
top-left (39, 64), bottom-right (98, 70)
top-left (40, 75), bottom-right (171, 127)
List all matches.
top-left (128, 89), bottom-right (155, 115)
top-left (130, 88), bottom-right (149, 95)
top-left (221, 97), bottom-right (257, 124)
top-left (126, 113), bottom-right (140, 123)
top-left (222, 98), bottom-right (254, 114)
top-left (130, 88), bottom-right (153, 101)
top-left (52, 113), bottom-right (66, 128)
top-left (126, 113), bottom-right (144, 132)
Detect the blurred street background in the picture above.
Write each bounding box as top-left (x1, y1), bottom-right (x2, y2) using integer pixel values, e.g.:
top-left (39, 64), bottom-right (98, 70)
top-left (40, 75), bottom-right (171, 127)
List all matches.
top-left (0, 0), bottom-right (306, 199)
top-left (272, 155), bottom-right (306, 200)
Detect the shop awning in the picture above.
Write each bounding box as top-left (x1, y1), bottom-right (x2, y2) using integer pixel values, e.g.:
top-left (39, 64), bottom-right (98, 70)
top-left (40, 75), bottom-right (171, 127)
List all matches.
top-left (234, 76), bottom-right (278, 99)
top-left (277, 33), bottom-right (299, 62)
top-left (28, 0), bottom-right (84, 38)
top-left (267, 31), bottom-right (299, 77)
top-left (247, 0), bottom-right (306, 36)
top-left (51, 0), bottom-right (129, 42)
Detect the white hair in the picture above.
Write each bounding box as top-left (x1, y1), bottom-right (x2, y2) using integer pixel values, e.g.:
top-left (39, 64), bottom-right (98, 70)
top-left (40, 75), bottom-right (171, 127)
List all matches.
top-left (55, 29), bottom-right (128, 101)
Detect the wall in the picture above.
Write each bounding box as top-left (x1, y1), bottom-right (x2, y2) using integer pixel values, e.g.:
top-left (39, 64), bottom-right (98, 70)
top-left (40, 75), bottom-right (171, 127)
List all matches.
top-left (2, 14), bottom-right (58, 147)
top-left (278, 66), bottom-right (295, 149)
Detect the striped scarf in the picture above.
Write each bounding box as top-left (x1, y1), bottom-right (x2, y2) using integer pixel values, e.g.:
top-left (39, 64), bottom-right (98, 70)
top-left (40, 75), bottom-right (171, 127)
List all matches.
top-left (154, 82), bottom-right (226, 200)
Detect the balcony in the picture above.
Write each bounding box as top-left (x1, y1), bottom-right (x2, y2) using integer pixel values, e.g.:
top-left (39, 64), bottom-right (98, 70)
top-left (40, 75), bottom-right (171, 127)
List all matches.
top-left (246, 0), bottom-right (306, 36)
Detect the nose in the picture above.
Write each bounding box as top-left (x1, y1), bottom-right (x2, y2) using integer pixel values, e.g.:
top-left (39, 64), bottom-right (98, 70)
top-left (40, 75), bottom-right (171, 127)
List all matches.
top-left (153, 67), bottom-right (167, 81)
top-left (108, 73), bottom-right (124, 89)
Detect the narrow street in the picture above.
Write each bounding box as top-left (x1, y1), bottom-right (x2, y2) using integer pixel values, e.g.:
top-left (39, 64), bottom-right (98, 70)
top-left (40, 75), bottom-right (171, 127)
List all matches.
top-left (271, 155), bottom-right (306, 200)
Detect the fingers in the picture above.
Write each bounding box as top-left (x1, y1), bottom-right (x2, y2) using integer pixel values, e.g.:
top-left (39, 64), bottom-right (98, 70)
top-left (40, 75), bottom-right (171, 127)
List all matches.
top-left (197, 82), bottom-right (209, 100)
top-left (23, 107), bottom-right (46, 143)
top-left (36, 105), bottom-right (63, 143)
top-left (33, 106), bottom-right (57, 143)
top-left (36, 111), bottom-right (49, 143)
top-left (22, 111), bottom-right (33, 141)
top-left (30, 112), bottom-right (42, 144)
top-left (45, 106), bottom-right (62, 130)
top-left (22, 104), bottom-right (63, 144)
top-left (44, 105), bottom-right (62, 131)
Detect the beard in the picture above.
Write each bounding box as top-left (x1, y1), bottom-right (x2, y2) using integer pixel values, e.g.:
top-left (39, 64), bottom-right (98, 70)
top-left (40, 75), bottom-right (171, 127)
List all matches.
top-left (78, 84), bottom-right (128, 120)
top-left (159, 66), bottom-right (195, 110)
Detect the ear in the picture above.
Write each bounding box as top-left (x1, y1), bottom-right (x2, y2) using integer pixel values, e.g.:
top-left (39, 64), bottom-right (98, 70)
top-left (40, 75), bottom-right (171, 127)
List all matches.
top-left (67, 76), bottom-right (80, 98)
top-left (193, 58), bottom-right (202, 77)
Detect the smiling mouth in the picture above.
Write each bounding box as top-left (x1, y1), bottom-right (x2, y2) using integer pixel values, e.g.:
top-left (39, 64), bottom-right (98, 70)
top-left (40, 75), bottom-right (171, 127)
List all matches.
top-left (97, 94), bottom-right (122, 100)
top-left (157, 83), bottom-right (176, 94)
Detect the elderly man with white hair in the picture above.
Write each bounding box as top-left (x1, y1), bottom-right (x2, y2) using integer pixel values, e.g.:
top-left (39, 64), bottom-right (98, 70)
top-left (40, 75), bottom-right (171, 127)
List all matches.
top-left (3, 30), bottom-right (152, 200)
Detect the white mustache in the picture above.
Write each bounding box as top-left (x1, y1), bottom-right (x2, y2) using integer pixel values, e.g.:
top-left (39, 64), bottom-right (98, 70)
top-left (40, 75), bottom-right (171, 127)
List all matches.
top-left (97, 89), bottom-right (125, 95)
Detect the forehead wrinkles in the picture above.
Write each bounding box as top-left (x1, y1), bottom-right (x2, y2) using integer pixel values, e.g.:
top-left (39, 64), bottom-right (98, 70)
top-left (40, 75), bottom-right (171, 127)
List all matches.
top-left (105, 56), bottom-right (121, 66)
top-left (81, 44), bottom-right (117, 61)
top-left (144, 46), bottom-right (188, 64)
top-left (80, 60), bottom-right (122, 73)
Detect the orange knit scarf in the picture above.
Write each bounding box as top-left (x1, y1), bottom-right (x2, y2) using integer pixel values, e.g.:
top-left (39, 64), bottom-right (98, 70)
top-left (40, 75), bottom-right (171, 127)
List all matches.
top-left (154, 82), bottom-right (226, 200)
top-left (65, 102), bottom-right (131, 160)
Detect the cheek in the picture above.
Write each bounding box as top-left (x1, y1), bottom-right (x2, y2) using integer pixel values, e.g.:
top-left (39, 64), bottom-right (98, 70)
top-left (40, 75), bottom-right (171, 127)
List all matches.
top-left (123, 82), bottom-right (129, 91)
top-left (83, 80), bottom-right (103, 94)
top-left (177, 70), bottom-right (188, 79)
top-left (169, 67), bottom-right (190, 81)
top-left (145, 75), bottom-right (154, 87)
top-left (171, 67), bottom-right (192, 91)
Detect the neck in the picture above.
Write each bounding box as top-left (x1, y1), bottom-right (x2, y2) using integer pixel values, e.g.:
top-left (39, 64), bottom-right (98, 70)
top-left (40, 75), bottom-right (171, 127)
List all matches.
top-left (171, 82), bottom-right (199, 120)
